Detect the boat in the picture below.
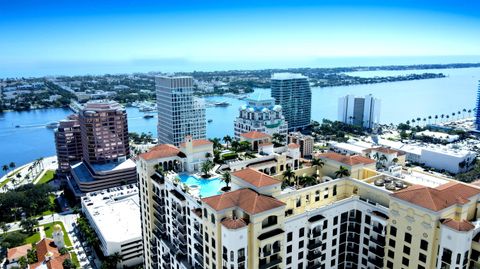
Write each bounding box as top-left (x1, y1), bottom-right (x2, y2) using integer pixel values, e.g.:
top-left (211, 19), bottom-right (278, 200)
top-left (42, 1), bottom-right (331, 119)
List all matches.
top-left (214, 101), bottom-right (230, 107)
top-left (208, 119), bottom-right (213, 123)
top-left (143, 114), bottom-right (155, 119)
top-left (46, 122), bottom-right (59, 129)
top-left (15, 125), bottom-right (20, 128)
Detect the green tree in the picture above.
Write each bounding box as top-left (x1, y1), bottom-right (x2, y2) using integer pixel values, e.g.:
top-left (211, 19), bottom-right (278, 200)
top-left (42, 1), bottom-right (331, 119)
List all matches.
top-left (334, 166), bottom-right (350, 178)
top-left (20, 218), bottom-right (38, 234)
top-left (63, 259), bottom-right (76, 269)
top-left (18, 256), bottom-right (28, 269)
top-left (282, 168), bottom-right (295, 188)
top-left (9, 162), bottom-right (16, 170)
top-left (223, 135), bottom-right (232, 148)
top-left (272, 133), bottom-right (286, 147)
top-left (311, 158), bottom-right (325, 168)
top-left (221, 172), bottom-right (231, 190)
top-left (200, 160), bottom-right (214, 178)
top-left (2, 164), bottom-right (8, 174)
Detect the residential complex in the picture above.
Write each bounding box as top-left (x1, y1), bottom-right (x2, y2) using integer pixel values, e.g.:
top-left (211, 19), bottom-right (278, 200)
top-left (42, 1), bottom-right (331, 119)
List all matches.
top-left (338, 94), bottom-right (381, 129)
top-left (271, 73), bottom-right (311, 131)
top-left (55, 114), bottom-right (82, 175)
top-left (137, 138), bottom-right (480, 269)
top-left (288, 132), bottom-right (314, 158)
top-left (156, 76), bottom-right (206, 146)
top-left (234, 92), bottom-right (288, 139)
top-left (81, 184), bottom-right (143, 268)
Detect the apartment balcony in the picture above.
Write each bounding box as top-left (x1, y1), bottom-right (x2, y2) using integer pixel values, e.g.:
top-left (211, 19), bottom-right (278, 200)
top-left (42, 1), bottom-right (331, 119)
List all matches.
top-left (372, 225), bottom-right (384, 234)
top-left (369, 246), bottom-right (385, 257)
top-left (194, 253), bottom-right (203, 265)
top-left (307, 251), bottom-right (322, 261)
top-left (307, 239), bottom-right (322, 249)
top-left (194, 233), bottom-right (203, 243)
top-left (370, 236), bottom-right (385, 246)
top-left (194, 243), bottom-right (203, 254)
top-left (176, 215), bottom-right (186, 225)
top-left (194, 222), bottom-right (201, 231)
top-left (257, 228), bottom-right (284, 241)
top-left (310, 229), bottom-right (321, 238)
top-left (161, 254), bottom-right (170, 263)
top-left (259, 256), bottom-right (282, 269)
top-left (238, 256), bottom-right (246, 263)
top-left (368, 256), bottom-right (383, 265)
top-left (307, 261), bottom-right (322, 269)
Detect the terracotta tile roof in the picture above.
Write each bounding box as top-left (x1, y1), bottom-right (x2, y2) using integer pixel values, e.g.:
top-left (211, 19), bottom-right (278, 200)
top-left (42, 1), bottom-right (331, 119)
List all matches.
top-left (7, 244), bottom-right (32, 261)
top-left (288, 143), bottom-right (300, 149)
top-left (232, 168), bottom-right (281, 187)
top-left (221, 218), bottom-right (248, 229)
top-left (139, 144), bottom-right (185, 160)
top-left (317, 152), bottom-right (376, 166)
top-left (202, 188), bottom-right (285, 215)
top-left (180, 139), bottom-right (213, 148)
top-left (31, 238), bottom-right (70, 269)
top-left (391, 182), bottom-right (480, 211)
top-left (441, 218), bottom-right (475, 232)
top-left (240, 131), bottom-right (271, 140)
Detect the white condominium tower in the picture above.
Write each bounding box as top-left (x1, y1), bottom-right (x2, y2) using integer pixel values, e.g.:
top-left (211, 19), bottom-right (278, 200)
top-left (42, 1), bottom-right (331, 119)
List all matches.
top-left (338, 94), bottom-right (380, 129)
top-left (156, 76), bottom-right (206, 146)
top-left (234, 92), bottom-right (288, 139)
top-left (271, 73), bottom-right (311, 131)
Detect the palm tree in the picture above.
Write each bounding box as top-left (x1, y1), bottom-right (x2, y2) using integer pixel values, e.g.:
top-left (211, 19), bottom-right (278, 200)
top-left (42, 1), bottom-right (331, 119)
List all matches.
top-left (468, 109), bottom-right (472, 117)
top-left (379, 154), bottom-right (388, 164)
top-left (282, 168), bottom-right (295, 188)
top-left (311, 158), bottom-right (325, 167)
top-left (392, 158), bottom-right (399, 164)
top-left (2, 164), bottom-right (8, 174)
top-left (223, 135), bottom-right (232, 148)
top-left (441, 114), bottom-right (445, 122)
top-left (334, 166), bottom-right (350, 178)
top-left (434, 115), bottom-right (438, 123)
top-left (153, 164), bottom-right (164, 176)
top-left (9, 162), bottom-right (15, 170)
top-left (463, 108), bottom-right (467, 118)
top-left (209, 138), bottom-right (222, 150)
top-left (372, 152), bottom-right (381, 161)
top-left (427, 116), bottom-right (432, 124)
top-left (200, 160), bottom-right (214, 178)
top-left (301, 175), bottom-right (317, 187)
top-left (221, 172), bottom-right (231, 190)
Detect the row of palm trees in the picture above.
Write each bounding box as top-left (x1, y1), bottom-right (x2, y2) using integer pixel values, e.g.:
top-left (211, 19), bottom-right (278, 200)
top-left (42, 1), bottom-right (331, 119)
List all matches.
top-left (405, 108), bottom-right (476, 126)
top-left (2, 162), bottom-right (16, 175)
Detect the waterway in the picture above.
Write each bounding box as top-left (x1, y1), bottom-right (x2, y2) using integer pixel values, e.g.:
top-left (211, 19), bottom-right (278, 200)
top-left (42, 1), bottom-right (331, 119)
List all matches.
top-left (1, 67), bottom-right (479, 176)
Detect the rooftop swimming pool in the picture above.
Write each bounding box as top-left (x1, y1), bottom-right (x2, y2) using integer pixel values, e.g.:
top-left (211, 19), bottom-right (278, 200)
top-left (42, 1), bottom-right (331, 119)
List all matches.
top-left (178, 174), bottom-right (226, 198)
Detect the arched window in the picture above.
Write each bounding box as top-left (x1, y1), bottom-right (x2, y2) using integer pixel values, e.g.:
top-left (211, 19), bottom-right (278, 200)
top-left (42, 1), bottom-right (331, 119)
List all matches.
top-left (262, 215), bottom-right (278, 228)
top-left (230, 250), bottom-right (234, 261)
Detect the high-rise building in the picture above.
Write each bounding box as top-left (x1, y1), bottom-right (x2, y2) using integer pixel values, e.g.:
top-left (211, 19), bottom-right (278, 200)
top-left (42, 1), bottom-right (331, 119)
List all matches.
top-left (137, 146), bottom-right (480, 269)
top-left (156, 76), bottom-right (206, 146)
top-left (476, 81), bottom-right (480, 130)
top-left (78, 100), bottom-right (130, 163)
top-left (234, 92), bottom-right (288, 139)
top-left (54, 114), bottom-right (83, 175)
top-left (271, 73), bottom-right (311, 131)
top-left (338, 94), bottom-right (381, 129)
top-left (62, 100), bottom-right (136, 197)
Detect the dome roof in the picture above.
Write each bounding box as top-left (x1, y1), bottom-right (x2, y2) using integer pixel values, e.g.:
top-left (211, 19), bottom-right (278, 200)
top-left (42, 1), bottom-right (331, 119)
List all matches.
top-left (261, 107), bottom-right (269, 112)
top-left (53, 224), bottom-right (62, 231)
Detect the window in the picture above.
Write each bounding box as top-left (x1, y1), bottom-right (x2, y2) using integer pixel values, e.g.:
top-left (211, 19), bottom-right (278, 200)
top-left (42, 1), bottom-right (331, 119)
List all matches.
top-left (298, 252), bottom-right (303, 259)
top-left (230, 251), bottom-right (234, 261)
top-left (420, 240), bottom-right (428, 251)
top-left (386, 261), bottom-right (393, 269)
top-left (287, 232), bottom-right (293, 242)
top-left (388, 250), bottom-right (394, 259)
top-left (286, 256), bottom-right (292, 265)
top-left (333, 185), bottom-right (337, 196)
top-left (389, 239), bottom-right (395, 248)
top-left (404, 233), bottom-right (412, 244)
top-left (262, 215), bottom-right (278, 228)
top-left (323, 188), bottom-right (329, 199)
top-left (419, 253), bottom-right (426, 263)
top-left (402, 257), bottom-right (409, 266)
top-left (390, 226), bottom-right (397, 237)
top-left (334, 216), bottom-right (338, 225)
top-left (315, 190), bottom-right (320, 201)
top-left (299, 228), bottom-right (305, 237)
top-left (287, 245), bottom-right (292, 252)
top-left (403, 246), bottom-right (410, 255)
top-left (299, 241), bottom-right (304, 248)
top-left (211, 214), bottom-right (216, 224)
top-left (296, 197), bottom-right (302, 207)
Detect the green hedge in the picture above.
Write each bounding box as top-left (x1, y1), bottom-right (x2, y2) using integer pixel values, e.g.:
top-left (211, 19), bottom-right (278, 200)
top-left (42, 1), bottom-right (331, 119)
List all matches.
top-left (221, 152), bottom-right (238, 160)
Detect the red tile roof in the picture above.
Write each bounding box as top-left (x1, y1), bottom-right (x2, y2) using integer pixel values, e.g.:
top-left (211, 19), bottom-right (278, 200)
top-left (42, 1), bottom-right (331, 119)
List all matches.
top-left (441, 218), bottom-right (475, 232)
top-left (232, 168), bottom-right (281, 187)
top-left (288, 143), bottom-right (300, 149)
top-left (139, 144), bottom-right (185, 160)
top-left (180, 139), bottom-right (213, 148)
top-left (317, 152), bottom-right (376, 166)
top-left (240, 131), bottom-right (271, 140)
top-left (7, 244), bottom-right (31, 261)
top-left (202, 188), bottom-right (285, 215)
top-left (31, 238), bottom-right (70, 269)
top-left (221, 218), bottom-right (248, 229)
top-left (391, 182), bottom-right (480, 211)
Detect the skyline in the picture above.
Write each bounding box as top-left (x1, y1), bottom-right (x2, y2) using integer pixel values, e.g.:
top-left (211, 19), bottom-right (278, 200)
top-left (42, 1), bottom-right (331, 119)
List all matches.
top-left (1, 1), bottom-right (480, 77)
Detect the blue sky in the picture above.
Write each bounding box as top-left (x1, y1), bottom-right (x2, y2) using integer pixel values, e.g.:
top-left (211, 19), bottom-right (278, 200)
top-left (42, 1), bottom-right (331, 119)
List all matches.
top-left (1, 0), bottom-right (480, 75)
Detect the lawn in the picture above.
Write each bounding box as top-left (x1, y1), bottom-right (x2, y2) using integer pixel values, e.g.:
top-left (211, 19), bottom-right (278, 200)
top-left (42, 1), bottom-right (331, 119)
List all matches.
top-left (24, 231), bottom-right (41, 245)
top-left (1, 230), bottom-right (41, 248)
top-left (0, 177), bottom-right (10, 188)
top-left (36, 170), bottom-right (55, 184)
top-left (42, 221), bottom-right (72, 247)
top-left (70, 252), bottom-right (80, 268)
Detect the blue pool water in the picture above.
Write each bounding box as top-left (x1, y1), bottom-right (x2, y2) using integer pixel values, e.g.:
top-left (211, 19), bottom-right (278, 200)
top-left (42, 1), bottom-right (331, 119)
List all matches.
top-left (178, 174), bottom-right (226, 198)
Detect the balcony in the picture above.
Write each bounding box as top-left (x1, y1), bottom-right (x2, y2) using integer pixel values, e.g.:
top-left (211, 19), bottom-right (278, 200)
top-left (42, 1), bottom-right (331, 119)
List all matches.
top-left (307, 239), bottom-right (321, 249)
top-left (307, 261), bottom-right (322, 269)
top-left (258, 228), bottom-right (284, 241)
top-left (310, 229), bottom-right (321, 238)
top-left (194, 233), bottom-right (203, 243)
top-left (307, 251), bottom-right (321, 260)
top-left (259, 256), bottom-right (282, 269)
top-left (194, 253), bottom-right (203, 264)
top-left (370, 236), bottom-right (385, 246)
top-left (238, 256), bottom-right (246, 263)
top-left (194, 243), bottom-right (203, 253)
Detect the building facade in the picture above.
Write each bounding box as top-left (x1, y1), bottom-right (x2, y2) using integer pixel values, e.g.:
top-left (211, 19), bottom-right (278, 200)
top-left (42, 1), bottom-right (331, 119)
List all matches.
top-left (338, 94), bottom-right (381, 129)
top-left (55, 114), bottom-right (83, 175)
top-left (288, 132), bottom-right (314, 158)
top-left (138, 143), bottom-right (480, 269)
top-left (78, 100), bottom-right (130, 164)
top-left (156, 76), bottom-right (206, 146)
top-left (476, 81), bottom-right (480, 130)
top-left (234, 92), bottom-right (288, 139)
top-left (271, 73), bottom-right (311, 131)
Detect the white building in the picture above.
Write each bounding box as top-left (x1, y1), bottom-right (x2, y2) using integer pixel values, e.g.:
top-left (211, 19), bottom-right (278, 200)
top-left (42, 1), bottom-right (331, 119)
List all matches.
top-left (234, 92), bottom-right (288, 139)
top-left (156, 76), bottom-right (206, 146)
top-left (81, 184), bottom-right (143, 268)
top-left (415, 130), bottom-right (460, 143)
top-left (338, 94), bottom-right (381, 129)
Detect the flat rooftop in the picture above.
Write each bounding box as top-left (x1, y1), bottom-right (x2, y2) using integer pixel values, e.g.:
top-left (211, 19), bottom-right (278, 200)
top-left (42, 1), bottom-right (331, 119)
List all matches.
top-left (90, 159), bottom-right (136, 172)
top-left (72, 159), bottom-right (136, 183)
top-left (82, 184), bottom-right (141, 244)
top-left (271, 73), bottom-right (307, 80)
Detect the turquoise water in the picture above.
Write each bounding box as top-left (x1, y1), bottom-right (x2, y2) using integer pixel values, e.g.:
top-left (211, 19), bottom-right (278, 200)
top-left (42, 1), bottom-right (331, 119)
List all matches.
top-left (178, 174), bottom-right (225, 198)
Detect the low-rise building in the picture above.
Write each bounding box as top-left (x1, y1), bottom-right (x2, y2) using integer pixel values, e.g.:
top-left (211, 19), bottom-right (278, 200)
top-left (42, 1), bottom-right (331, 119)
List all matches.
top-left (81, 184), bottom-right (143, 268)
top-left (240, 131), bottom-right (272, 151)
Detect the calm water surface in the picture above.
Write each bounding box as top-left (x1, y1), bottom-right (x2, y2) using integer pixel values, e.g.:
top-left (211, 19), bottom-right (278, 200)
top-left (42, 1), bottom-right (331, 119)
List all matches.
top-left (1, 67), bottom-right (479, 176)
